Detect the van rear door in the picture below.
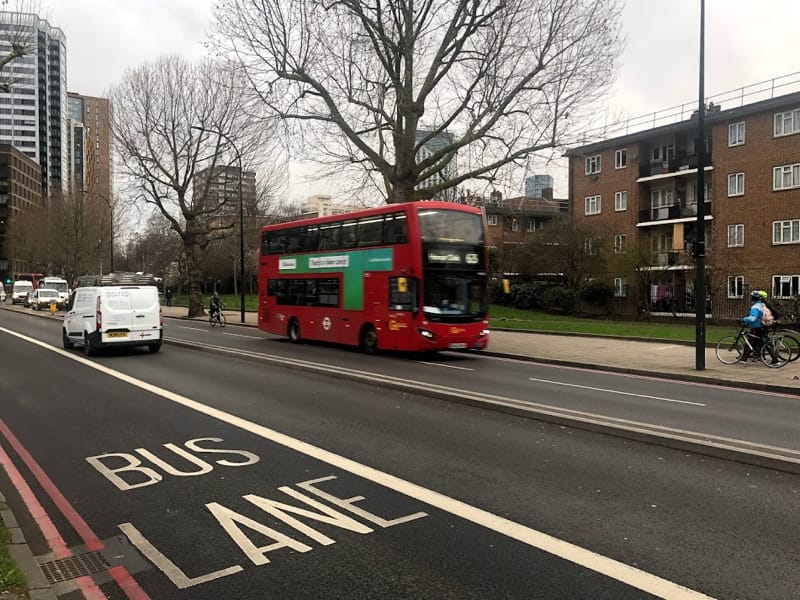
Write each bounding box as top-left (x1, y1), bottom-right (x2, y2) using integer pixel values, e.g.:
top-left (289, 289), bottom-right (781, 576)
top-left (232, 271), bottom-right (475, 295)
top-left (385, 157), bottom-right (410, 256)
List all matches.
top-left (100, 287), bottom-right (134, 330)
top-left (130, 287), bottom-right (161, 332)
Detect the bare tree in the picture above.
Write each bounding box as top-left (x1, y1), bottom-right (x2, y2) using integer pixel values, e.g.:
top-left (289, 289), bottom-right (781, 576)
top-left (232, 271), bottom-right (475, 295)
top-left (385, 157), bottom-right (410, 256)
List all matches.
top-left (212, 0), bottom-right (623, 202)
top-left (0, 1), bottom-right (44, 92)
top-left (110, 55), bottom-right (268, 317)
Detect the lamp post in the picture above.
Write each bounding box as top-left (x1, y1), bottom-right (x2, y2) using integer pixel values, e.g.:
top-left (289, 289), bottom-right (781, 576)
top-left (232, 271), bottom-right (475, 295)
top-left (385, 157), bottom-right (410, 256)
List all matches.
top-left (694, 0), bottom-right (706, 370)
top-left (83, 189), bottom-right (114, 272)
top-left (190, 125), bottom-right (246, 324)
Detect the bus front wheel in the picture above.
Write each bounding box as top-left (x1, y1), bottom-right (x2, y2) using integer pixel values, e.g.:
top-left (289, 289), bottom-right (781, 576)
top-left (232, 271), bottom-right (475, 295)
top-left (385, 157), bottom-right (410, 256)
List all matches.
top-left (288, 319), bottom-right (301, 344)
top-left (360, 325), bottom-right (378, 355)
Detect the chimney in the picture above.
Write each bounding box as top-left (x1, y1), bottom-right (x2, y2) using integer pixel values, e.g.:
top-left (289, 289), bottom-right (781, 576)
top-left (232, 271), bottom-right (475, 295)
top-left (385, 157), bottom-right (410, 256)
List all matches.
top-left (542, 187), bottom-right (553, 201)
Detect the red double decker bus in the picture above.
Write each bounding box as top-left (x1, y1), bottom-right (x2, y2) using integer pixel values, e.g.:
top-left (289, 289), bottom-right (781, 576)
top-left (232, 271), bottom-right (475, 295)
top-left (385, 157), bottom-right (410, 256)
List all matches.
top-left (258, 201), bottom-right (490, 353)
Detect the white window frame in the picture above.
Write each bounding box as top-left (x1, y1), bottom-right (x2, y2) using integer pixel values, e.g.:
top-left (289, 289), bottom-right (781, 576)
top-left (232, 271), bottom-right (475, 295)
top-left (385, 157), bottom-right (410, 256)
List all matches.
top-left (613, 234), bottom-right (627, 254)
top-left (727, 172), bottom-right (745, 197)
top-left (585, 154), bottom-right (601, 175)
top-left (774, 108), bottom-right (800, 137)
top-left (584, 195), bottom-right (601, 215)
top-left (614, 277), bottom-right (628, 298)
top-left (773, 163), bottom-right (800, 191)
top-left (728, 122), bottom-right (745, 146)
top-left (487, 214), bottom-right (498, 226)
top-left (614, 148), bottom-right (627, 169)
top-left (727, 276), bottom-right (744, 299)
top-left (727, 224), bottom-right (744, 247)
top-left (614, 190), bottom-right (627, 212)
top-left (511, 218), bottom-right (520, 232)
top-left (584, 238), bottom-right (597, 255)
top-left (773, 275), bottom-right (800, 298)
top-left (772, 219), bottom-right (800, 244)
top-left (526, 219), bottom-right (536, 232)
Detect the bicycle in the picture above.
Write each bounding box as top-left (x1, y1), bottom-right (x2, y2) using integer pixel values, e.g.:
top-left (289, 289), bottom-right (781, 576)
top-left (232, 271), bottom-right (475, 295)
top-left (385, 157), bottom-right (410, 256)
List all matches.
top-left (769, 324), bottom-right (800, 362)
top-left (209, 305), bottom-right (226, 327)
top-left (715, 324), bottom-right (791, 368)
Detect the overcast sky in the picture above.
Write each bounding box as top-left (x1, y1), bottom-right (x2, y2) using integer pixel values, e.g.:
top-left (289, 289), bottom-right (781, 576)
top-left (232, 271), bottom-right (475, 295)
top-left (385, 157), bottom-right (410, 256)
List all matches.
top-left (49, 0), bottom-right (800, 200)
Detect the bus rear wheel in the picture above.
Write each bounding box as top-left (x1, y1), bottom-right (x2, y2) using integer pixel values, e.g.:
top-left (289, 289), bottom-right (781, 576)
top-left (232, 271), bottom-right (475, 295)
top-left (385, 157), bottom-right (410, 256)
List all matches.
top-left (360, 325), bottom-right (378, 355)
top-left (288, 319), bottom-right (301, 344)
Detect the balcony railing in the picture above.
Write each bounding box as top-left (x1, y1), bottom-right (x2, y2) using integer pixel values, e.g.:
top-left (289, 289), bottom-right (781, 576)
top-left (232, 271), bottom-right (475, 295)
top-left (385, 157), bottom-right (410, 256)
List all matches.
top-left (638, 154), bottom-right (700, 178)
top-left (639, 201), bottom-right (712, 223)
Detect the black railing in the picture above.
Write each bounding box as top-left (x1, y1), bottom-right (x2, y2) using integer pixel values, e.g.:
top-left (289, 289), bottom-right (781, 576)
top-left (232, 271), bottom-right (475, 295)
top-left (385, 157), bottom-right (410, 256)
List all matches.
top-left (638, 201), bottom-right (712, 223)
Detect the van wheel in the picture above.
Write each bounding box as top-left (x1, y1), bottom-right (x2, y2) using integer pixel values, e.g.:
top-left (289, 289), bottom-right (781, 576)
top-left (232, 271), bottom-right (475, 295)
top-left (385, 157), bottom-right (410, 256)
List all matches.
top-left (288, 319), bottom-right (301, 344)
top-left (84, 333), bottom-right (96, 357)
top-left (62, 329), bottom-right (74, 349)
top-left (360, 325), bottom-right (378, 355)
top-left (148, 342), bottom-right (161, 353)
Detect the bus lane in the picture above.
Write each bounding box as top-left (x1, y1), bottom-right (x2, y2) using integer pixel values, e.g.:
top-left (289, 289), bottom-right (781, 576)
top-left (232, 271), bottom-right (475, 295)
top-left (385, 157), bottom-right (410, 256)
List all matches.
top-left (0, 326), bottom-right (717, 600)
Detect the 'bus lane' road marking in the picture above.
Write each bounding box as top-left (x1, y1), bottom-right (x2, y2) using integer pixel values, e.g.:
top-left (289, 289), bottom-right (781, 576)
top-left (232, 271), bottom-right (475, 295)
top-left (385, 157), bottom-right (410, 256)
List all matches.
top-left (0, 327), bottom-right (716, 600)
top-left (528, 377), bottom-right (707, 407)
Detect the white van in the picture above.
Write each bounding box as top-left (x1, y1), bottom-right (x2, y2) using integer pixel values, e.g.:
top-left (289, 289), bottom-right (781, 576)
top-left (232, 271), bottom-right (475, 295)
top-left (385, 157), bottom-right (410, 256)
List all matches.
top-left (42, 276), bottom-right (70, 307)
top-left (11, 280), bottom-right (33, 305)
top-left (62, 285), bottom-right (163, 355)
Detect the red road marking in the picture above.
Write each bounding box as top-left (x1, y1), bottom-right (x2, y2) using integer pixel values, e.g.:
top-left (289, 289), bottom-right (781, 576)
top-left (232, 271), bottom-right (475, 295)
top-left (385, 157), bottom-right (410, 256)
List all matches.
top-left (0, 418), bottom-right (151, 600)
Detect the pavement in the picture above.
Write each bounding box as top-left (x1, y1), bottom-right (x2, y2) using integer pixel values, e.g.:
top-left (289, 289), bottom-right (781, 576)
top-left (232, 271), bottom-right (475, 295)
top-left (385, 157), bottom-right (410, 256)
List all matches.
top-left (157, 305), bottom-right (800, 394)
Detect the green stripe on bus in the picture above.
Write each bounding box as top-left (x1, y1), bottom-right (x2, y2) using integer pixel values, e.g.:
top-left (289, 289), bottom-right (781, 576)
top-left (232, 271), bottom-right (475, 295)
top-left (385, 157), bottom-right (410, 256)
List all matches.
top-left (277, 248), bottom-right (394, 310)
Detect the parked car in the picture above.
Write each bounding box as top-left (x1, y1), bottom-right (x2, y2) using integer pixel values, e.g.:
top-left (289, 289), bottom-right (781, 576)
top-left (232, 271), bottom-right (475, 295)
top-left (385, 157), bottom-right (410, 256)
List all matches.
top-left (11, 280), bottom-right (33, 305)
top-left (31, 288), bottom-right (60, 311)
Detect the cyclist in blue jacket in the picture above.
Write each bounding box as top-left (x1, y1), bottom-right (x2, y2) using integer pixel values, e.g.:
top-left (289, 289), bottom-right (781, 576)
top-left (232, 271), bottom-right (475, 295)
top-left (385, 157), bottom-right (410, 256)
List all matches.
top-left (740, 290), bottom-right (765, 360)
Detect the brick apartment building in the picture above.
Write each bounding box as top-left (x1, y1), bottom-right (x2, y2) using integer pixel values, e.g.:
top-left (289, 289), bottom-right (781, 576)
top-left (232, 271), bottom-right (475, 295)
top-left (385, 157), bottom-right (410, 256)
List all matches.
top-left (567, 90), bottom-right (800, 319)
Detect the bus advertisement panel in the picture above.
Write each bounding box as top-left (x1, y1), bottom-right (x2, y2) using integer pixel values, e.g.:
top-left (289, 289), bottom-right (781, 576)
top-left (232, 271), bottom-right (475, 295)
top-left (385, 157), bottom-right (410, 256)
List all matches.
top-left (258, 201), bottom-right (489, 353)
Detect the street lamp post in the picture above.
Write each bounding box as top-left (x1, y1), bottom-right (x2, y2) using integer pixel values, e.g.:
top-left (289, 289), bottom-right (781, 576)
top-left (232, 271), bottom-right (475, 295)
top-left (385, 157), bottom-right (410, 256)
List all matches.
top-left (83, 189), bottom-right (113, 272)
top-left (190, 125), bottom-right (246, 324)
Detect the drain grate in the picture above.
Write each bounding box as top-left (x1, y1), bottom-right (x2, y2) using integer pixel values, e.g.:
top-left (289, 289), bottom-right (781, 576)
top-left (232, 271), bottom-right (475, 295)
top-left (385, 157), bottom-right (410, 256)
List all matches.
top-left (39, 551), bottom-right (110, 584)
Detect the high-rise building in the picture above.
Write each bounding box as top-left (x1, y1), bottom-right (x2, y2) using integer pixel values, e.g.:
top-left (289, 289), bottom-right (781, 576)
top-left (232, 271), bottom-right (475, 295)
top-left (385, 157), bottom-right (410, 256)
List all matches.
top-left (66, 92), bottom-right (111, 202)
top-left (192, 165), bottom-right (257, 219)
top-left (0, 11), bottom-right (66, 192)
top-left (524, 174), bottom-right (554, 198)
top-left (415, 129), bottom-right (457, 200)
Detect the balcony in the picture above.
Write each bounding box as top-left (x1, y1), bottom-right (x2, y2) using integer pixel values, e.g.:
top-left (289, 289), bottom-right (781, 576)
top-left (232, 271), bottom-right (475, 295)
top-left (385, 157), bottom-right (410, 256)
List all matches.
top-left (638, 201), bottom-right (712, 224)
top-left (638, 154), bottom-right (705, 179)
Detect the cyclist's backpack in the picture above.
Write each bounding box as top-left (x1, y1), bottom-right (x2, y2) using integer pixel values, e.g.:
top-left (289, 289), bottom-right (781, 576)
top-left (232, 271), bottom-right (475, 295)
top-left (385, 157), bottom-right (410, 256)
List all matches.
top-left (766, 301), bottom-right (781, 321)
top-left (761, 304), bottom-right (775, 326)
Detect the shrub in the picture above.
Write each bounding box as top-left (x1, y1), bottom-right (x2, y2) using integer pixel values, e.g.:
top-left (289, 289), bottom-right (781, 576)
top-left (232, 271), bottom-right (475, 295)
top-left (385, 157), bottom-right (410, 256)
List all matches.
top-left (579, 281), bottom-right (615, 311)
top-left (544, 285), bottom-right (577, 313)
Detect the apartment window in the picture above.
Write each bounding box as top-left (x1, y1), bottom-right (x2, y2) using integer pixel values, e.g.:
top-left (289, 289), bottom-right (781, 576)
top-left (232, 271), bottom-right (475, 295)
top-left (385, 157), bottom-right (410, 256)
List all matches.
top-left (651, 187), bottom-right (673, 208)
top-left (526, 219), bottom-right (536, 232)
top-left (487, 214), bottom-right (497, 226)
top-left (614, 148), bottom-right (627, 169)
top-left (585, 154), bottom-right (601, 175)
top-left (727, 173), bottom-right (745, 196)
top-left (584, 195), bottom-right (601, 215)
top-left (511, 219), bottom-right (520, 232)
top-left (773, 275), bottom-right (800, 298)
top-left (614, 191), bottom-right (627, 211)
top-left (727, 276), bottom-right (744, 299)
top-left (614, 277), bottom-right (628, 298)
top-left (727, 224), bottom-right (744, 247)
top-left (773, 163), bottom-right (800, 190)
top-left (728, 122), bottom-right (745, 146)
top-left (774, 108), bottom-right (800, 137)
top-left (614, 234), bottom-right (627, 253)
top-left (773, 219), bottom-right (800, 244)
top-left (650, 144), bottom-right (674, 162)
top-left (584, 238), bottom-right (597, 255)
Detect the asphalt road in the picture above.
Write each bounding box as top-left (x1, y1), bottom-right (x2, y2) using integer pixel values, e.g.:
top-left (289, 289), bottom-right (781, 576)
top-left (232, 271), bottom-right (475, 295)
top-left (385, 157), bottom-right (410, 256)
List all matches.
top-left (1, 310), bottom-right (799, 599)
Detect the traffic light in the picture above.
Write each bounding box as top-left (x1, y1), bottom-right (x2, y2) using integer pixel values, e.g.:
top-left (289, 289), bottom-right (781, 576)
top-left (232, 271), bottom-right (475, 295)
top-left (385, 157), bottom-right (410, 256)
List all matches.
top-left (4, 277), bottom-right (10, 285)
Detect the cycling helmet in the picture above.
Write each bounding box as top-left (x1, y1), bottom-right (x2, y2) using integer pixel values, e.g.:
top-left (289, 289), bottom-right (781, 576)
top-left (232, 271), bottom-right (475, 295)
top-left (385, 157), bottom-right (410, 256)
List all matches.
top-left (757, 290), bottom-right (768, 300)
top-left (750, 290), bottom-right (761, 300)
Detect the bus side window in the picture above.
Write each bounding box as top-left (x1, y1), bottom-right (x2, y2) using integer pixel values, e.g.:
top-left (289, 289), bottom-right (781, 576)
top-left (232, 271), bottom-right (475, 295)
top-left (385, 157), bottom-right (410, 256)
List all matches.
top-left (305, 226), bottom-right (320, 252)
top-left (319, 222), bottom-right (341, 250)
top-left (286, 228), bottom-right (304, 254)
top-left (270, 233), bottom-right (287, 254)
top-left (357, 216), bottom-right (383, 247)
top-left (383, 214), bottom-right (408, 244)
top-left (261, 232), bottom-right (270, 256)
top-left (341, 220), bottom-right (358, 248)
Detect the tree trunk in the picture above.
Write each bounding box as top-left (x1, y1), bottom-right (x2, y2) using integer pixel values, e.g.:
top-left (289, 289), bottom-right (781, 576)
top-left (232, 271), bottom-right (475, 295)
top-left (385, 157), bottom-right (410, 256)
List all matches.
top-left (183, 224), bottom-right (205, 317)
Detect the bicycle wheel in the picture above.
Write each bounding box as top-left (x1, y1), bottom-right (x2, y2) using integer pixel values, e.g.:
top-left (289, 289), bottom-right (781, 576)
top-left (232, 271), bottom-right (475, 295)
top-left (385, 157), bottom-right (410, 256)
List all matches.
top-left (210, 314), bottom-right (218, 327)
top-left (778, 331), bottom-right (800, 362)
top-left (761, 340), bottom-right (791, 368)
top-left (219, 313), bottom-right (226, 328)
top-left (715, 335), bottom-right (745, 364)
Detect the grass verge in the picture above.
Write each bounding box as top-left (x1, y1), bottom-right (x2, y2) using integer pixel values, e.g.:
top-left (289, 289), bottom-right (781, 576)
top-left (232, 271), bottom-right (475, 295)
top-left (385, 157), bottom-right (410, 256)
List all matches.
top-left (0, 521), bottom-right (26, 596)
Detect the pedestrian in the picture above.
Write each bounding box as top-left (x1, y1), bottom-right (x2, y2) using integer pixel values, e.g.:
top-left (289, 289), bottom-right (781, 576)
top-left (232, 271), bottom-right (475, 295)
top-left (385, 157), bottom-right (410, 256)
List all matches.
top-left (739, 290), bottom-right (766, 361)
top-left (165, 288), bottom-right (173, 307)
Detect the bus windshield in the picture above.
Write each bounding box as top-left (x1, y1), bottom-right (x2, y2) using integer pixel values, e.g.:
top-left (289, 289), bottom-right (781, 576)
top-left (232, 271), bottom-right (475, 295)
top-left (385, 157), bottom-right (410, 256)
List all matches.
top-left (423, 272), bottom-right (488, 320)
top-left (418, 209), bottom-right (484, 244)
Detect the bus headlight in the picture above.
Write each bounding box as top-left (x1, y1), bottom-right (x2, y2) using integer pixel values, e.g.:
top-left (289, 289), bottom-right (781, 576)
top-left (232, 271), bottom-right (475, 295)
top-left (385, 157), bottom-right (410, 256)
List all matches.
top-left (479, 329), bottom-right (490, 337)
top-left (418, 328), bottom-right (436, 340)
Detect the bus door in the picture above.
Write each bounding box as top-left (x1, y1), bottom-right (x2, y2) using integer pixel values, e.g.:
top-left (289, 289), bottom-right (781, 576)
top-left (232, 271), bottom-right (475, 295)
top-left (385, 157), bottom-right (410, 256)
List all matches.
top-left (307, 277), bottom-right (341, 344)
top-left (383, 276), bottom-right (418, 346)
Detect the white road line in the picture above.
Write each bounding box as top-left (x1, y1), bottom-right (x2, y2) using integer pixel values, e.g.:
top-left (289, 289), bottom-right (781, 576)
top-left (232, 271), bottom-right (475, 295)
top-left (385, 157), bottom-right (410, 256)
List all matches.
top-left (528, 377), bottom-right (707, 407)
top-left (417, 361), bottom-right (474, 371)
top-left (223, 332), bottom-right (263, 339)
top-left (0, 326), bottom-right (715, 600)
top-left (177, 326), bottom-right (207, 332)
